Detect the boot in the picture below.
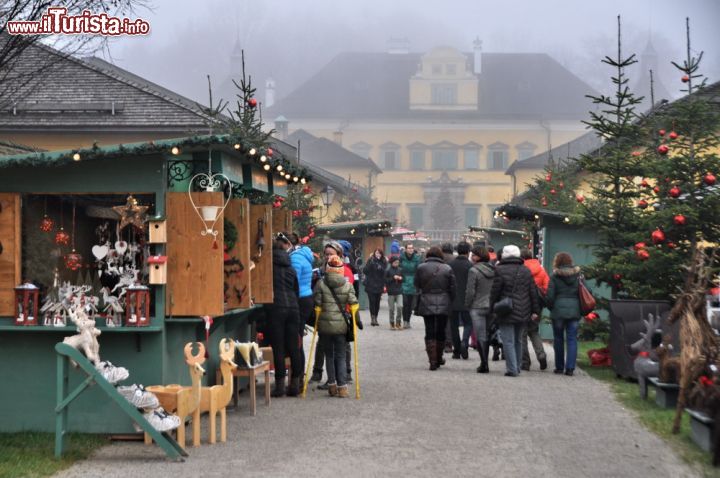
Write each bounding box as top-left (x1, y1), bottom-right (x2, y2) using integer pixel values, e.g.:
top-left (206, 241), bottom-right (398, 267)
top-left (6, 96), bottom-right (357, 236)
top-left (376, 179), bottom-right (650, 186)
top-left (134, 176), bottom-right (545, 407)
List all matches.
top-left (435, 340), bottom-right (446, 367)
top-left (310, 370), bottom-right (322, 382)
top-left (492, 346), bottom-right (500, 361)
top-left (337, 385), bottom-right (349, 398)
top-left (403, 321), bottom-right (411, 329)
top-left (286, 377), bottom-right (300, 397)
top-left (477, 341), bottom-right (489, 373)
top-left (425, 340), bottom-right (438, 370)
top-left (538, 354), bottom-right (548, 371)
top-left (371, 315), bottom-right (379, 326)
top-left (271, 377), bottom-right (286, 397)
top-left (328, 382), bottom-right (338, 397)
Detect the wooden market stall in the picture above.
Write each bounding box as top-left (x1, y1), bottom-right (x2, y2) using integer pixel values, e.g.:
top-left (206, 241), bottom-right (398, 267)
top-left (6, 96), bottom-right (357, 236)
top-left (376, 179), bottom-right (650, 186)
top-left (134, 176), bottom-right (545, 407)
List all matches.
top-left (0, 134), bottom-right (305, 433)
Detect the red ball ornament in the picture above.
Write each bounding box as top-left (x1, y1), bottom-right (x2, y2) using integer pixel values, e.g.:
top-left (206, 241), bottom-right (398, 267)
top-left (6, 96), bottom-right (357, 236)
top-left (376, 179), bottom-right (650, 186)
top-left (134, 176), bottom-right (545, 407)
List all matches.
top-left (651, 229), bottom-right (665, 244)
top-left (657, 144), bottom-right (669, 155)
top-left (550, 188), bottom-right (557, 195)
top-left (641, 178), bottom-right (650, 188)
top-left (637, 249), bottom-right (650, 261)
top-left (301, 236), bottom-right (310, 244)
top-left (669, 131), bottom-right (678, 140)
top-left (658, 129), bottom-right (666, 136)
top-left (631, 151), bottom-right (641, 157)
top-left (575, 194), bottom-right (585, 203)
top-left (704, 173), bottom-right (717, 186)
top-left (267, 148), bottom-right (274, 157)
top-left (541, 197), bottom-right (548, 207)
top-left (55, 228), bottom-right (70, 246)
top-left (673, 214), bottom-right (686, 226)
top-left (637, 199), bottom-right (648, 209)
top-left (247, 98), bottom-right (258, 108)
top-left (558, 182), bottom-right (565, 189)
top-left (653, 186), bottom-right (660, 194)
top-left (586, 312), bottom-right (599, 321)
top-left (40, 215), bottom-right (54, 232)
top-left (669, 186), bottom-right (681, 198)
top-left (681, 75), bottom-right (690, 83)
top-left (634, 242), bottom-right (647, 251)
top-left (667, 242), bottom-right (677, 250)
top-left (545, 173), bottom-right (552, 182)
top-left (613, 274), bottom-right (622, 281)
top-left (64, 250), bottom-right (83, 271)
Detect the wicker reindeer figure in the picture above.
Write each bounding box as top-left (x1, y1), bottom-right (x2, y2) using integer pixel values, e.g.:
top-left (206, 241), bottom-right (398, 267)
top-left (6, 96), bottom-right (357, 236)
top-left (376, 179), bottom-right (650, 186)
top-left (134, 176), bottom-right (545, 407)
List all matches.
top-left (669, 249), bottom-right (719, 434)
top-left (631, 313), bottom-right (661, 399)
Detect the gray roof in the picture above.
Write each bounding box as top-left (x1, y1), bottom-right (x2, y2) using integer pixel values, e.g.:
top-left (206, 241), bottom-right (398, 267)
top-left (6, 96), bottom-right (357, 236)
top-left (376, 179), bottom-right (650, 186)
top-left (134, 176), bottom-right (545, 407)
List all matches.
top-left (0, 140), bottom-right (44, 156)
top-left (0, 43), bottom-right (214, 131)
top-left (505, 131), bottom-right (602, 174)
top-left (267, 52), bottom-right (596, 121)
top-left (287, 129), bottom-right (382, 173)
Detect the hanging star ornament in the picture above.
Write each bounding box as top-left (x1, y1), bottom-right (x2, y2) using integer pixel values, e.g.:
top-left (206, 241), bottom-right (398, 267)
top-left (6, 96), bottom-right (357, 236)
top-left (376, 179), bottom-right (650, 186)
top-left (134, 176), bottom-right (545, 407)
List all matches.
top-left (112, 195), bottom-right (148, 230)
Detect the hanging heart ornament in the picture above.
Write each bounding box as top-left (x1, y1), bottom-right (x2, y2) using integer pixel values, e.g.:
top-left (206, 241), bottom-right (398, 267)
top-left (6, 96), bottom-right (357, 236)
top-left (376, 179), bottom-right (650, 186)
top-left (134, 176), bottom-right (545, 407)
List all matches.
top-left (92, 244), bottom-right (109, 260)
top-left (188, 172), bottom-right (232, 239)
top-left (115, 241), bottom-right (128, 255)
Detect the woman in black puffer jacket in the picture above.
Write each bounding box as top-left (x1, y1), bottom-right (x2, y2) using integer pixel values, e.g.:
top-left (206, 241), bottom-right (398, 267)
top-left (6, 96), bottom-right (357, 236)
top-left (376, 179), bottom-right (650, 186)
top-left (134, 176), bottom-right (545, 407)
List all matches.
top-left (489, 244), bottom-right (540, 377)
top-left (414, 246), bottom-right (456, 371)
top-left (362, 249), bottom-right (387, 327)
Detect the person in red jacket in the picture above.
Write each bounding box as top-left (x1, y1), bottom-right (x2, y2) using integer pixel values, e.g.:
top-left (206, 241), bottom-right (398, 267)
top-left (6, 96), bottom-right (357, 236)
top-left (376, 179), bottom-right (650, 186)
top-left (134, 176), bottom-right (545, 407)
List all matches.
top-left (521, 248), bottom-right (548, 371)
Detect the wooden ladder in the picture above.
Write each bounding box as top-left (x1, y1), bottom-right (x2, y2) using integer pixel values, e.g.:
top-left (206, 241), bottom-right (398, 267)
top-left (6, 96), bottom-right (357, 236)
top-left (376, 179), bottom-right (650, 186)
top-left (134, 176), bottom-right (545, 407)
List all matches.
top-left (54, 342), bottom-right (188, 461)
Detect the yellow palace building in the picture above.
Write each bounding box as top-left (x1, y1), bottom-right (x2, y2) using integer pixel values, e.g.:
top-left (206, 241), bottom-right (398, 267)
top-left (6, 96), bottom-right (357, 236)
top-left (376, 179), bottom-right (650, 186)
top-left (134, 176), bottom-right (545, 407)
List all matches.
top-left (267, 40), bottom-right (595, 240)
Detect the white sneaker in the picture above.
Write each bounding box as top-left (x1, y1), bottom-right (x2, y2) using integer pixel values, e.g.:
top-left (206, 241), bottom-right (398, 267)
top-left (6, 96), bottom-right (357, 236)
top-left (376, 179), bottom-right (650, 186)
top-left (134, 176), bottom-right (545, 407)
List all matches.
top-left (95, 361), bottom-right (129, 384)
top-left (117, 384), bottom-right (159, 409)
top-left (144, 407), bottom-right (181, 432)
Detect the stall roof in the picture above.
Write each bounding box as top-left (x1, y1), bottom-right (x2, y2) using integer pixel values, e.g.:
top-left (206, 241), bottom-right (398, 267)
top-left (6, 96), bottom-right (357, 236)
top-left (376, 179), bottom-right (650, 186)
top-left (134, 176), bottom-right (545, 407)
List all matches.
top-left (316, 219), bottom-right (392, 236)
top-left (468, 226), bottom-right (526, 236)
top-left (495, 203), bottom-right (576, 222)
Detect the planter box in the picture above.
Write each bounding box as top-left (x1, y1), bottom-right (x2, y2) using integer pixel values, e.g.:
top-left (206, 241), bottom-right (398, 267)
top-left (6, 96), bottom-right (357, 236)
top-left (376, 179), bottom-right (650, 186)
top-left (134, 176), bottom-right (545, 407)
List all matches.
top-left (686, 408), bottom-right (714, 452)
top-left (648, 377), bottom-right (679, 408)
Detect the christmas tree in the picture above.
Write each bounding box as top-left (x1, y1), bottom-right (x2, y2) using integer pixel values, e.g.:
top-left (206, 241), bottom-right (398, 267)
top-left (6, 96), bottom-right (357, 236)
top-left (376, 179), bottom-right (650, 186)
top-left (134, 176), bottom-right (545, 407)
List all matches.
top-left (430, 183), bottom-right (460, 231)
top-left (577, 16), bottom-right (647, 300)
top-left (332, 183), bottom-right (386, 223)
top-left (284, 183), bottom-right (320, 247)
top-left (525, 161), bottom-right (583, 213)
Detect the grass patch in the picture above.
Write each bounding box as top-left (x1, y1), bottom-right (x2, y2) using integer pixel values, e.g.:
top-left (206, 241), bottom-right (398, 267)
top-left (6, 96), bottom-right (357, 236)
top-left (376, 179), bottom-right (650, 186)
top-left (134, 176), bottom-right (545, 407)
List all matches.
top-left (578, 342), bottom-right (720, 477)
top-left (0, 432), bottom-right (106, 478)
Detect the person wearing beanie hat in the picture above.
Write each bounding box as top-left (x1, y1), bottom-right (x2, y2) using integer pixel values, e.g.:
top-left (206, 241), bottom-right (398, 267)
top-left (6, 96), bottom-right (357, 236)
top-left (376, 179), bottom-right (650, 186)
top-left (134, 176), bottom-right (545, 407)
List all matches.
top-left (314, 254), bottom-right (359, 398)
top-left (489, 244), bottom-right (540, 377)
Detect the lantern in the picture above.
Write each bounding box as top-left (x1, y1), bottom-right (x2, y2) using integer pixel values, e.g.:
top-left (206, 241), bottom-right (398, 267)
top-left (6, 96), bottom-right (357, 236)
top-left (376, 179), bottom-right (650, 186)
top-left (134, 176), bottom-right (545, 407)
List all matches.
top-left (147, 255), bottom-right (168, 284)
top-left (14, 283), bottom-right (40, 326)
top-left (125, 284), bottom-right (150, 326)
top-left (188, 150), bottom-right (232, 246)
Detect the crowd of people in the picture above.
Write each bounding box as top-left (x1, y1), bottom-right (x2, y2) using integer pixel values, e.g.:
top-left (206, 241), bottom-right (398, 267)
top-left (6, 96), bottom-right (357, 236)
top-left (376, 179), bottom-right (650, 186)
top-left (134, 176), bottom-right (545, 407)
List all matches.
top-left (262, 232), bottom-right (585, 401)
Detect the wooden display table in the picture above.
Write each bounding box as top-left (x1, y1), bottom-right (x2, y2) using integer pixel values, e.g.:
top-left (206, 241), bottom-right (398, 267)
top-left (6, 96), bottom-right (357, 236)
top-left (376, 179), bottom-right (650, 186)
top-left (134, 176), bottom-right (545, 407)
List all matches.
top-left (216, 361), bottom-right (271, 416)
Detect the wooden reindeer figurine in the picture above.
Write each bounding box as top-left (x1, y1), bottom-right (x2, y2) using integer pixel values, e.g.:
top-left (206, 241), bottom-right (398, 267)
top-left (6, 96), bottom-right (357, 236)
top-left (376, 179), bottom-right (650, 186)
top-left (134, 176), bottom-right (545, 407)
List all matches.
top-left (145, 342), bottom-right (206, 449)
top-left (669, 249), bottom-right (719, 434)
top-left (196, 338), bottom-right (237, 445)
top-left (63, 306), bottom-right (101, 365)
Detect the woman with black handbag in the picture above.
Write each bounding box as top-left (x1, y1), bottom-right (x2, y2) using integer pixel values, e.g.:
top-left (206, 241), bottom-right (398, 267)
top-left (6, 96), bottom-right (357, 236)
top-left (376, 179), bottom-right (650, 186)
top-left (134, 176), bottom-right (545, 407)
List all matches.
top-left (414, 246), bottom-right (456, 371)
top-left (489, 245), bottom-right (540, 377)
top-left (313, 255), bottom-right (359, 397)
top-left (545, 252), bottom-right (583, 376)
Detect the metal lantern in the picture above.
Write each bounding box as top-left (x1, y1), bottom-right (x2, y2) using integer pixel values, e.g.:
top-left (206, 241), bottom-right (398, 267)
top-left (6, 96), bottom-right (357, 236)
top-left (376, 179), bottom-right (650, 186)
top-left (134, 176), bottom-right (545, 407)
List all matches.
top-left (125, 284), bottom-right (150, 326)
top-left (187, 147), bottom-right (232, 246)
top-left (14, 283), bottom-right (40, 326)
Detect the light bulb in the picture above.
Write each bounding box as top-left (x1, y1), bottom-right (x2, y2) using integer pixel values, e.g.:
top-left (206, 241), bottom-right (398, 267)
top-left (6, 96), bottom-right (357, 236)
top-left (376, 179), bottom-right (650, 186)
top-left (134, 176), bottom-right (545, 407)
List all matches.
top-left (276, 165), bottom-right (283, 172)
top-left (233, 143), bottom-right (241, 150)
top-left (249, 148), bottom-right (256, 156)
top-left (285, 173), bottom-right (291, 179)
top-left (72, 153), bottom-right (81, 161)
top-left (260, 155), bottom-right (267, 162)
top-left (263, 164), bottom-right (271, 171)
top-left (293, 176), bottom-right (299, 182)
top-left (171, 146), bottom-right (180, 155)
top-left (300, 178), bottom-right (307, 184)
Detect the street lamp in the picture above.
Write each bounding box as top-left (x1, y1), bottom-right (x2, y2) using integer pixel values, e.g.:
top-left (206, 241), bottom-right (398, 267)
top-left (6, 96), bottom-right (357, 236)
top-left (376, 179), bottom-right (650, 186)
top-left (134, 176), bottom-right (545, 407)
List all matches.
top-left (321, 185), bottom-right (335, 210)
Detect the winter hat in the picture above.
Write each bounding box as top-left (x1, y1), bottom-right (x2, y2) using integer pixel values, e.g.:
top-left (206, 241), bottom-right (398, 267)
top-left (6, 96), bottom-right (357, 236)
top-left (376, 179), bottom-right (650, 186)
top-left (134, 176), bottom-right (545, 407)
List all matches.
top-left (324, 241), bottom-right (343, 256)
top-left (502, 244), bottom-right (521, 259)
top-left (326, 255), bottom-right (345, 274)
top-left (338, 240), bottom-right (352, 257)
top-left (389, 255), bottom-right (400, 265)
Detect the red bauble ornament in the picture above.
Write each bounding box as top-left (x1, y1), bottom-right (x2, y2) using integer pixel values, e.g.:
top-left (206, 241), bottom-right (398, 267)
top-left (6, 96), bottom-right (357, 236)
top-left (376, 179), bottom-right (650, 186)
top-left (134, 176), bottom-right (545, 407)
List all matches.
top-left (653, 186), bottom-right (660, 194)
top-left (267, 148), bottom-right (273, 157)
top-left (631, 151), bottom-right (641, 157)
top-left (651, 229), bottom-right (665, 244)
top-left (704, 173), bottom-right (717, 186)
top-left (550, 188), bottom-right (557, 195)
top-left (681, 75), bottom-right (690, 83)
top-left (641, 179), bottom-right (650, 188)
top-left (586, 312), bottom-right (599, 321)
top-left (55, 228), bottom-right (70, 246)
top-left (64, 250), bottom-right (83, 271)
top-left (669, 131), bottom-right (678, 140)
top-left (667, 242), bottom-right (677, 250)
top-left (613, 274), bottom-right (622, 281)
top-left (673, 215), bottom-right (686, 226)
top-left (669, 186), bottom-right (681, 198)
top-left (637, 199), bottom-right (648, 209)
top-left (40, 215), bottom-right (54, 232)
top-left (247, 98), bottom-right (258, 108)
top-left (634, 242), bottom-right (647, 251)
top-left (541, 197), bottom-right (548, 207)
top-left (301, 236), bottom-right (309, 244)
top-left (558, 182), bottom-right (565, 189)
top-left (657, 144), bottom-right (669, 155)
top-left (637, 249), bottom-right (650, 261)
top-left (545, 173), bottom-right (552, 182)
top-left (575, 194), bottom-right (585, 203)
top-left (658, 129), bottom-right (666, 136)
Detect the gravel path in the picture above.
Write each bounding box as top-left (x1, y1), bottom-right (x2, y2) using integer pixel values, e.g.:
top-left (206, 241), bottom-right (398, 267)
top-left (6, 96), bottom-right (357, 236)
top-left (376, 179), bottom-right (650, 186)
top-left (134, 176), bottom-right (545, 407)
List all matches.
top-left (56, 306), bottom-right (700, 478)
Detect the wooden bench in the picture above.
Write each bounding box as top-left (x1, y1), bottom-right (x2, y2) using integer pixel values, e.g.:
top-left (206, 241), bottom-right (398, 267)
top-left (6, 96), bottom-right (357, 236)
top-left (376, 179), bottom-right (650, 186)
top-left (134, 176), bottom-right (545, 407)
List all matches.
top-left (647, 377), bottom-right (680, 408)
top-left (686, 408), bottom-right (714, 452)
top-left (217, 361), bottom-right (271, 416)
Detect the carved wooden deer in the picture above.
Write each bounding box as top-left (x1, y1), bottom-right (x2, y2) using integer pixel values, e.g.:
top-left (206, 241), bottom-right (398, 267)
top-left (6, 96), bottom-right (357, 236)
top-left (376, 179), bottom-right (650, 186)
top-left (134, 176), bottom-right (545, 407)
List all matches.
top-left (145, 342), bottom-right (206, 449)
top-left (669, 249), bottom-right (719, 434)
top-left (196, 338), bottom-right (237, 445)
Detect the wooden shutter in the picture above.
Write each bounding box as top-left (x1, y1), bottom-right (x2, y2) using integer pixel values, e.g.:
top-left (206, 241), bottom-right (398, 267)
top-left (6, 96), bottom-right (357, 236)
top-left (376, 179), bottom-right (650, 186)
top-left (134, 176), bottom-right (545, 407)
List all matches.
top-left (166, 192), bottom-right (223, 316)
top-left (225, 199), bottom-right (251, 309)
top-left (0, 193), bottom-right (21, 316)
top-left (272, 209), bottom-right (292, 236)
top-left (249, 204), bottom-right (273, 304)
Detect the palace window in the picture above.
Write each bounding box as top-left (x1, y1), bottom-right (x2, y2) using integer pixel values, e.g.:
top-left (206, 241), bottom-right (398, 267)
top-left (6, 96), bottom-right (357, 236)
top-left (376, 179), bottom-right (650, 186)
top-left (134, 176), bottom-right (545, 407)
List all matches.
top-left (432, 149), bottom-right (458, 170)
top-left (464, 207), bottom-right (479, 227)
top-left (410, 150), bottom-right (426, 170)
top-left (382, 150), bottom-right (398, 170)
top-left (431, 84), bottom-right (457, 105)
top-left (464, 149), bottom-right (479, 169)
top-left (409, 206), bottom-right (424, 229)
top-left (487, 143), bottom-right (509, 170)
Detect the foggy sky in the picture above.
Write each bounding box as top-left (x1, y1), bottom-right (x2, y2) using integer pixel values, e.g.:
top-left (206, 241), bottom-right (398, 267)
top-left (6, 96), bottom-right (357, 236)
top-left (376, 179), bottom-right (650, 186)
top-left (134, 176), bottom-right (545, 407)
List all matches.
top-left (104, 0), bottom-right (720, 112)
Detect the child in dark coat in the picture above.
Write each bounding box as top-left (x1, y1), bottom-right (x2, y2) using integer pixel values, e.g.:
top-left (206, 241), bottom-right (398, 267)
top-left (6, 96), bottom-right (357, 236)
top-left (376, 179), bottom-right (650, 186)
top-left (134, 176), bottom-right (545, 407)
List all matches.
top-left (385, 256), bottom-right (404, 329)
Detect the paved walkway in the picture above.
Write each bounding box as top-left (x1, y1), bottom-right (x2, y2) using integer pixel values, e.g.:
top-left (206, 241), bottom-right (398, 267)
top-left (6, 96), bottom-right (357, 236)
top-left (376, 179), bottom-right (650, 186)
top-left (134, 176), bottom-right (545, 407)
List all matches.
top-left (57, 306), bottom-right (700, 478)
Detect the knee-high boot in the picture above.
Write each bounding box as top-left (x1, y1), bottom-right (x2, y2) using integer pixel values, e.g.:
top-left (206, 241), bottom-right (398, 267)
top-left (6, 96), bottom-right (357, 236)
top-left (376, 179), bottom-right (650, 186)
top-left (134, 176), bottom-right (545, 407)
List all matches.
top-left (425, 340), bottom-right (438, 371)
top-left (477, 341), bottom-right (489, 373)
top-left (435, 340), bottom-right (446, 367)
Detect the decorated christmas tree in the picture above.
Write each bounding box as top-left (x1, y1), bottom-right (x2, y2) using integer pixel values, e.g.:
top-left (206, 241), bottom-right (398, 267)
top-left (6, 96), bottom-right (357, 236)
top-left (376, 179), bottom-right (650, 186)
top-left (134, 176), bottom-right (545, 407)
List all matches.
top-left (525, 161), bottom-right (583, 213)
top-left (430, 183), bottom-right (460, 231)
top-left (332, 183), bottom-right (385, 223)
top-left (283, 183), bottom-right (320, 247)
top-left (576, 16), bottom-right (648, 300)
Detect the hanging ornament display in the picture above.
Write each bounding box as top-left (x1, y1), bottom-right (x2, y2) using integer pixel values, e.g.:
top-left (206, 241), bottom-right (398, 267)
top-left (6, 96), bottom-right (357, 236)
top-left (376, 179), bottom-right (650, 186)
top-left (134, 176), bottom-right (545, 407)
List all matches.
top-left (64, 201), bottom-right (83, 271)
top-left (651, 229), bottom-right (666, 244)
top-left (657, 144), bottom-right (669, 155)
top-left (39, 196), bottom-right (54, 232)
top-left (266, 148), bottom-right (273, 157)
top-left (704, 173), bottom-right (716, 186)
top-left (54, 201), bottom-right (70, 245)
top-left (669, 186), bottom-right (681, 198)
top-left (673, 214), bottom-right (687, 226)
top-left (112, 195), bottom-right (149, 231)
